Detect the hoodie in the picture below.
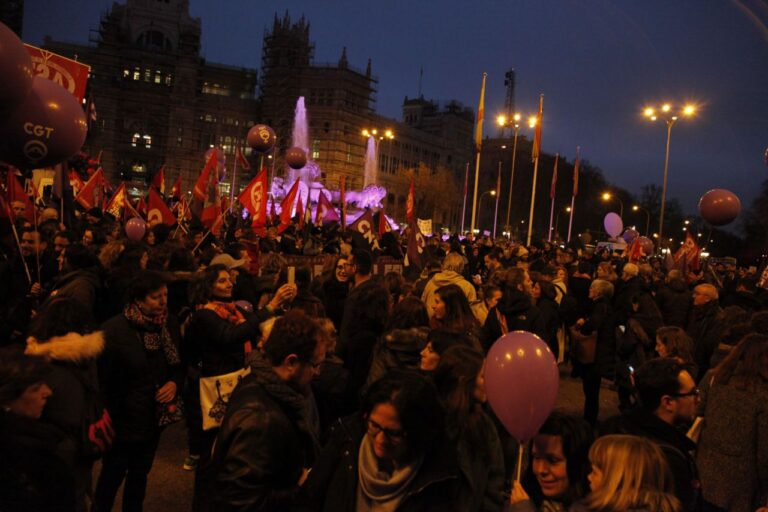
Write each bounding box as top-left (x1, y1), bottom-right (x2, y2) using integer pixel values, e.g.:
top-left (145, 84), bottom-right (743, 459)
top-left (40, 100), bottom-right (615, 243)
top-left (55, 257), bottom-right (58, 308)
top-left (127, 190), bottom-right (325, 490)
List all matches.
top-left (422, 271), bottom-right (478, 318)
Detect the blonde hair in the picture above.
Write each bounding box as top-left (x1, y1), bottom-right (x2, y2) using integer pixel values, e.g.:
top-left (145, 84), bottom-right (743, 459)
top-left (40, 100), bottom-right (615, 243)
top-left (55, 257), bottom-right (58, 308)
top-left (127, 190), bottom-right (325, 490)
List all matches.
top-left (584, 435), bottom-right (681, 512)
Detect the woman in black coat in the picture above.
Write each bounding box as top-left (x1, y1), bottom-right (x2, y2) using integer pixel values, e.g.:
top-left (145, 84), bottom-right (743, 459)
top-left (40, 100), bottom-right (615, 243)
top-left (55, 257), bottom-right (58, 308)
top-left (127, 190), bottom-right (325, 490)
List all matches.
top-left (300, 371), bottom-right (462, 512)
top-left (573, 279), bottom-right (616, 426)
top-left (532, 278), bottom-right (562, 360)
top-left (482, 268), bottom-right (546, 352)
top-left (320, 255), bottom-right (351, 330)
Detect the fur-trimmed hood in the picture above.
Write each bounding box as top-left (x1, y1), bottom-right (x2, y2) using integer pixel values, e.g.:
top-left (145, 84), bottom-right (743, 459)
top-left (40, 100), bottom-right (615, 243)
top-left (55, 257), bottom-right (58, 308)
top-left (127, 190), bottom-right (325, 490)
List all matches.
top-left (25, 331), bottom-right (105, 362)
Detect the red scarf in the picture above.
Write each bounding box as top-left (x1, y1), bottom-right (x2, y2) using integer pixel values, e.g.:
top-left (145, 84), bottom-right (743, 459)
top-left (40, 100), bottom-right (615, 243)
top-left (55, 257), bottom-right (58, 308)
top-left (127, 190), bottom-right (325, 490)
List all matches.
top-left (201, 301), bottom-right (252, 359)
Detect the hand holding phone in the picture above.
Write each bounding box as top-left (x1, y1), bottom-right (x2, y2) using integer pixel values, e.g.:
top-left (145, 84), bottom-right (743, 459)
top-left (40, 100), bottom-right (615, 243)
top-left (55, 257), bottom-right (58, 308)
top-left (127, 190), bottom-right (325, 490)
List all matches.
top-left (287, 266), bottom-right (295, 285)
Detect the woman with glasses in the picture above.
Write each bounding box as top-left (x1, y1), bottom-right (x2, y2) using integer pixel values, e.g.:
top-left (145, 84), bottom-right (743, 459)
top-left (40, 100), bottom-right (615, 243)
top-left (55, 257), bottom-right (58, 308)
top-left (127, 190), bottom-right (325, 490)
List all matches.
top-left (301, 370), bottom-right (461, 511)
top-left (696, 333), bottom-right (768, 512)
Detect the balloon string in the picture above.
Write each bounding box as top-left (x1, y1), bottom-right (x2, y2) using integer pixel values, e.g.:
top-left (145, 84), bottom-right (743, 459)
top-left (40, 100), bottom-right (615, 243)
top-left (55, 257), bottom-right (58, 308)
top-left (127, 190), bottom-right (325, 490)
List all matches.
top-left (515, 441), bottom-right (524, 482)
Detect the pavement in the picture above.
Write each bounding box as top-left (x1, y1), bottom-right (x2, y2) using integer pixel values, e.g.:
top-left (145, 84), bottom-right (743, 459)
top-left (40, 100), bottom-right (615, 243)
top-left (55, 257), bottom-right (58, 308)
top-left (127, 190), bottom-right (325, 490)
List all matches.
top-left (102, 364), bottom-right (619, 511)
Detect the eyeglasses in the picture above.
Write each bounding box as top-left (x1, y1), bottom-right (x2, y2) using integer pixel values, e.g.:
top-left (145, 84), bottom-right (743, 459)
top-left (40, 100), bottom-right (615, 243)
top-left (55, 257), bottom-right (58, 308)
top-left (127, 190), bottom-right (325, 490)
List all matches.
top-left (670, 387), bottom-right (700, 398)
top-left (367, 418), bottom-right (406, 443)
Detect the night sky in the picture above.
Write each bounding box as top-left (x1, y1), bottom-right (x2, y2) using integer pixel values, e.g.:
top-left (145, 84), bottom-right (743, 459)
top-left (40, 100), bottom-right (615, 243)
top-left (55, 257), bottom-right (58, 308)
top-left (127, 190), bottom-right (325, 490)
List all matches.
top-left (22, 0), bottom-right (768, 224)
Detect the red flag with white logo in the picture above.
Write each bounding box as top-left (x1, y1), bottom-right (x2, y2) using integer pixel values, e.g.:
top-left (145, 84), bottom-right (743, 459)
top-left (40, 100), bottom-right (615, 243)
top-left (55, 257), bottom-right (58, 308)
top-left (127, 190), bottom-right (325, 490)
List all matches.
top-left (75, 168), bottom-right (104, 210)
top-left (238, 168), bottom-right (268, 226)
top-left (148, 188), bottom-right (176, 226)
top-left (315, 191), bottom-right (339, 225)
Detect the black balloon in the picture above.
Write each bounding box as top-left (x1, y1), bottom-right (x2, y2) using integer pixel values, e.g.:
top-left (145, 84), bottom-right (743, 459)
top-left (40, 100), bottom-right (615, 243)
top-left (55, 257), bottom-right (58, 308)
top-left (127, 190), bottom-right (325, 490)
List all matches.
top-left (285, 146), bottom-right (307, 169)
top-left (0, 77), bottom-right (87, 168)
top-left (0, 22), bottom-right (34, 111)
top-left (247, 124), bottom-right (276, 153)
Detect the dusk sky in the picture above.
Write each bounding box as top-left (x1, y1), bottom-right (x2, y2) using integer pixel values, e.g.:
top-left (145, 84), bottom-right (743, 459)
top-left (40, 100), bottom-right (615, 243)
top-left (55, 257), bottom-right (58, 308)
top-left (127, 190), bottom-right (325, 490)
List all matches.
top-left (23, 0), bottom-right (768, 224)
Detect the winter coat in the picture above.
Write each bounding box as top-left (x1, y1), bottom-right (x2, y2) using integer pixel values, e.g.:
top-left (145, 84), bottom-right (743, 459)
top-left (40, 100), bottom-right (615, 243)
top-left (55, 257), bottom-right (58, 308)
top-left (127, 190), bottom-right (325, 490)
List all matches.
top-left (422, 270), bottom-right (479, 318)
top-left (482, 290), bottom-right (546, 352)
top-left (686, 301), bottom-right (724, 381)
top-left (600, 408), bottom-right (700, 512)
top-left (365, 327), bottom-right (429, 390)
top-left (655, 278), bottom-right (692, 328)
top-left (452, 410), bottom-right (505, 512)
top-left (99, 314), bottom-right (183, 443)
top-left (43, 268), bottom-right (101, 322)
top-left (696, 379), bottom-right (768, 512)
top-left (579, 297), bottom-right (616, 379)
top-left (612, 276), bottom-right (644, 326)
top-left (320, 277), bottom-right (349, 330)
top-left (536, 296), bottom-right (561, 352)
top-left (0, 410), bottom-right (77, 512)
top-left (198, 354), bottom-right (318, 512)
top-left (298, 415), bottom-right (462, 512)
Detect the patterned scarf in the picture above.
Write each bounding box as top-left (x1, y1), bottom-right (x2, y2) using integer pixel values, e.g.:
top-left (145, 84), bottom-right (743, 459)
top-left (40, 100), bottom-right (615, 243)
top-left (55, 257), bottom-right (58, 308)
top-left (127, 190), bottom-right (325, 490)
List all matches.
top-left (200, 301), bottom-right (252, 357)
top-left (124, 302), bottom-right (180, 366)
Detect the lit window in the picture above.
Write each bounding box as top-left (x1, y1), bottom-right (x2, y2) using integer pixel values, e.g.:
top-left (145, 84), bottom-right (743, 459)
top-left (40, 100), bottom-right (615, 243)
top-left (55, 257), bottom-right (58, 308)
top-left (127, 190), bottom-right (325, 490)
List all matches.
top-left (143, 134), bottom-right (152, 149)
top-left (144, 69), bottom-right (151, 82)
top-left (133, 68), bottom-right (140, 81)
top-left (154, 72), bottom-right (162, 84)
top-left (131, 133), bottom-right (140, 147)
top-left (123, 69), bottom-right (130, 78)
top-left (165, 74), bottom-right (172, 86)
top-left (312, 140), bottom-right (321, 160)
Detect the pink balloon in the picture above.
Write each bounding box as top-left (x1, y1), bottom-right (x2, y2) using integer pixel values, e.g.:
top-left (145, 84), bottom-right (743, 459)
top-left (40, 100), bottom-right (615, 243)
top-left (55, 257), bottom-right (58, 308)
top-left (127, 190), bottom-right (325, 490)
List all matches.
top-left (698, 188), bottom-right (740, 226)
top-left (0, 76), bottom-right (87, 168)
top-left (603, 212), bottom-right (623, 238)
top-left (125, 217), bottom-right (146, 242)
top-left (485, 331), bottom-right (559, 442)
top-left (0, 22), bottom-right (34, 110)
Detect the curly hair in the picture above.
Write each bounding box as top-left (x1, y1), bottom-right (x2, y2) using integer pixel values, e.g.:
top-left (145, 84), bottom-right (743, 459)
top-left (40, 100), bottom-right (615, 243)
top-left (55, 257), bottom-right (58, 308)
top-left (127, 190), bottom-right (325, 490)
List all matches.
top-left (263, 309), bottom-right (322, 365)
top-left (188, 264), bottom-right (229, 306)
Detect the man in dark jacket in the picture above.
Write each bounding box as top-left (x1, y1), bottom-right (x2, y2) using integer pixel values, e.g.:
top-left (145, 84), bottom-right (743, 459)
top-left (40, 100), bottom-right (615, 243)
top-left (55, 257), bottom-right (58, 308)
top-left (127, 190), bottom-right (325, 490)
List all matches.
top-left (687, 284), bottom-right (723, 381)
top-left (655, 269), bottom-right (692, 327)
top-left (199, 309), bottom-right (326, 511)
top-left (601, 358), bottom-right (701, 512)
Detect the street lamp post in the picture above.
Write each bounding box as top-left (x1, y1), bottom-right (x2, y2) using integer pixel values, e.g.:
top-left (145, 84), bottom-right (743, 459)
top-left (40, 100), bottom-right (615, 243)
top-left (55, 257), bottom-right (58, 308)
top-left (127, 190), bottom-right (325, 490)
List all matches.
top-left (643, 103), bottom-right (696, 243)
top-left (497, 113), bottom-right (521, 237)
top-left (478, 189), bottom-right (496, 234)
top-left (632, 204), bottom-right (650, 236)
top-left (601, 192), bottom-right (624, 219)
top-left (554, 206), bottom-right (571, 240)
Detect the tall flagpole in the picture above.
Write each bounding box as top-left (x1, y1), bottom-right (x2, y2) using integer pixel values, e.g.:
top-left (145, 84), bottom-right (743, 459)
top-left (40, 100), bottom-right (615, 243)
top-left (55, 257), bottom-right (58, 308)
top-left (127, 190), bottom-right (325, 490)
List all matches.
top-left (460, 162), bottom-right (468, 234)
top-left (493, 163), bottom-right (501, 238)
top-left (470, 72), bottom-right (487, 237)
top-left (526, 94), bottom-right (544, 247)
top-left (229, 148), bottom-right (239, 214)
top-left (567, 146), bottom-right (579, 243)
top-left (548, 153), bottom-right (558, 242)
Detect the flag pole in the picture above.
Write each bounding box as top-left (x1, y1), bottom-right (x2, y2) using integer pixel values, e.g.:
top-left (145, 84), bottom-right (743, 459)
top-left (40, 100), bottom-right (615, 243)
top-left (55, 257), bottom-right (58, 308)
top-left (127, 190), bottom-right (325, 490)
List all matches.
top-left (548, 153), bottom-right (558, 242)
top-left (493, 163), bottom-right (501, 238)
top-left (567, 195), bottom-right (575, 243)
top-left (527, 94), bottom-right (543, 247)
top-left (460, 162), bottom-right (468, 235)
top-left (470, 72), bottom-right (487, 237)
top-left (4, 200), bottom-right (31, 284)
top-left (567, 146), bottom-right (579, 244)
top-left (229, 148), bottom-right (239, 214)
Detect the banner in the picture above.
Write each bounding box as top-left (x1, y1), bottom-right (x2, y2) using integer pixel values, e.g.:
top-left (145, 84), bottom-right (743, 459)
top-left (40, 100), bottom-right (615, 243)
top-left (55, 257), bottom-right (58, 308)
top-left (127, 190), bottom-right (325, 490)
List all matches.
top-left (25, 44), bottom-right (90, 102)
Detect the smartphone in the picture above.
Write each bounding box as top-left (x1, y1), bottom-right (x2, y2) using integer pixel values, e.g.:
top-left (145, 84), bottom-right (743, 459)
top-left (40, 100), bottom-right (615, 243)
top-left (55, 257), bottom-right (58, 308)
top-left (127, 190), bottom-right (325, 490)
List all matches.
top-left (618, 325), bottom-right (626, 333)
top-left (287, 266), bottom-right (295, 285)
top-left (628, 365), bottom-right (635, 374)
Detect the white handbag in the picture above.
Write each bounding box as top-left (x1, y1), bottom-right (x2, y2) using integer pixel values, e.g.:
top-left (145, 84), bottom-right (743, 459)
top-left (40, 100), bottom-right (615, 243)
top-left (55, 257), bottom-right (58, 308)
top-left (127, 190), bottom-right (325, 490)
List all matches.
top-left (199, 366), bottom-right (251, 431)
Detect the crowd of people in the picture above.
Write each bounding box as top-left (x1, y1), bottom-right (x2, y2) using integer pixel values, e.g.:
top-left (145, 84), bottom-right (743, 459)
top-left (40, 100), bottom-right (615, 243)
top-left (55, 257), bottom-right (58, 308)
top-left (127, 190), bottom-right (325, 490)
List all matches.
top-left (0, 201), bottom-right (767, 512)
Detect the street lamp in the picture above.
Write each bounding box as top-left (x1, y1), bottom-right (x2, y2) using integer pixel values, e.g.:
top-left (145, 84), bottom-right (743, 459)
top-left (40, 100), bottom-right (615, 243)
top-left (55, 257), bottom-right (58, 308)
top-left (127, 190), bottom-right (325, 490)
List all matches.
top-left (601, 192), bottom-right (624, 219)
top-left (554, 206), bottom-right (571, 239)
top-left (478, 189), bottom-right (497, 233)
top-left (632, 204), bottom-right (650, 236)
top-left (643, 102), bottom-right (697, 242)
top-left (498, 113), bottom-right (522, 237)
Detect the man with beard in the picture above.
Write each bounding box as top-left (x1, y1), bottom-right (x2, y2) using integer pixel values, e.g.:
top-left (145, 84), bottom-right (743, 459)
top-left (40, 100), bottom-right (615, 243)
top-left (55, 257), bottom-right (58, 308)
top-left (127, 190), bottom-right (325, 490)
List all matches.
top-left (198, 309), bottom-right (326, 511)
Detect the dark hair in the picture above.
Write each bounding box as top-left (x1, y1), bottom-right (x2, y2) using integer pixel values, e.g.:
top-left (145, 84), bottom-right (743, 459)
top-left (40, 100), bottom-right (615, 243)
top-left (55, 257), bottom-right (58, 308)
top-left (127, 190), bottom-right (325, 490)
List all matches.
top-left (536, 279), bottom-right (558, 301)
top-left (351, 248), bottom-right (373, 276)
top-left (655, 326), bottom-right (694, 363)
top-left (432, 344), bottom-right (487, 453)
top-left (427, 328), bottom-right (474, 356)
top-left (0, 347), bottom-right (51, 407)
top-left (127, 270), bottom-right (169, 302)
top-left (278, 265), bottom-right (312, 290)
top-left (54, 230), bottom-right (77, 243)
top-left (385, 296), bottom-right (429, 331)
top-left (383, 271), bottom-right (405, 301)
top-left (151, 223), bottom-right (171, 245)
top-left (634, 358), bottom-right (686, 412)
top-left (189, 264), bottom-right (229, 305)
top-left (28, 298), bottom-right (94, 340)
top-left (752, 311), bottom-right (768, 334)
top-left (362, 370), bottom-right (445, 462)
top-left (500, 267), bottom-right (530, 295)
top-left (485, 247), bottom-right (502, 262)
top-left (116, 243), bottom-right (148, 270)
top-left (713, 333), bottom-right (768, 391)
top-left (522, 411), bottom-right (595, 506)
top-left (432, 284), bottom-right (478, 333)
top-left (63, 243), bottom-right (100, 270)
top-left (345, 282), bottom-right (390, 330)
top-left (263, 309), bottom-right (321, 365)
top-left (167, 246), bottom-right (196, 272)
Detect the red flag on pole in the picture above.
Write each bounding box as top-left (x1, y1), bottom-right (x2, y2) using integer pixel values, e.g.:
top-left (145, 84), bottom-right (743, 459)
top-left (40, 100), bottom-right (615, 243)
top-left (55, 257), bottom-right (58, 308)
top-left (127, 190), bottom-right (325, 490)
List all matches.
top-left (474, 74), bottom-right (486, 152)
top-left (573, 148), bottom-right (580, 197)
top-left (340, 176), bottom-right (346, 228)
top-left (235, 146), bottom-right (251, 170)
top-left (193, 149), bottom-right (218, 202)
top-left (103, 183), bottom-right (128, 219)
top-left (278, 180), bottom-right (300, 233)
top-left (550, 153), bottom-right (559, 199)
top-left (238, 168), bottom-right (268, 226)
top-left (296, 194), bottom-right (306, 230)
top-left (151, 166), bottom-right (165, 195)
top-left (673, 232), bottom-right (701, 272)
top-left (348, 209), bottom-right (380, 252)
top-left (531, 95), bottom-right (543, 161)
top-left (379, 210), bottom-right (393, 236)
top-left (171, 174), bottom-right (182, 201)
top-left (69, 170), bottom-right (85, 197)
top-left (315, 191), bottom-right (339, 225)
top-left (75, 168), bottom-right (104, 210)
top-left (406, 180), bottom-right (415, 223)
top-left (136, 196), bottom-right (147, 217)
top-left (148, 188), bottom-right (176, 226)
top-left (405, 221), bottom-right (425, 269)
top-left (6, 171), bottom-right (34, 220)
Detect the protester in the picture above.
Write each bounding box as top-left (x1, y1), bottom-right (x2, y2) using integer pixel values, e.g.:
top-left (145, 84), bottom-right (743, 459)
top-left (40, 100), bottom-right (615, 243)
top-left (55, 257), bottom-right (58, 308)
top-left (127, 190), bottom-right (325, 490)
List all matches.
top-left (422, 252), bottom-right (478, 317)
top-left (482, 268), bottom-right (546, 352)
top-left (687, 283), bottom-right (724, 381)
top-left (429, 283), bottom-right (482, 342)
top-left (320, 255), bottom-right (350, 330)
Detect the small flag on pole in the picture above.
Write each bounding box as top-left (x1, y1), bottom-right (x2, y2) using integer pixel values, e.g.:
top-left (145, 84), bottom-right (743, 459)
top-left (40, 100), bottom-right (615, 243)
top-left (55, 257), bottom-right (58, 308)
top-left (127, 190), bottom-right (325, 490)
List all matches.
top-left (474, 73), bottom-right (486, 152)
top-left (531, 95), bottom-right (543, 161)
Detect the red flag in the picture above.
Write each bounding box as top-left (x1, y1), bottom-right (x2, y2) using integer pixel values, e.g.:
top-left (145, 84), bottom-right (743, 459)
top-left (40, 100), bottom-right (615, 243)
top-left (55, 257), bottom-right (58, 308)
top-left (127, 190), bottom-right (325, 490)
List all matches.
top-left (573, 147), bottom-right (580, 197)
top-left (210, 212), bottom-right (225, 238)
top-left (531, 94), bottom-right (543, 161)
top-left (124, 197), bottom-right (142, 221)
top-left (75, 168), bottom-right (104, 210)
top-left (238, 168), bottom-right (268, 226)
top-left (627, 239), bottom-right (643, 262)
top-left (148, 188), bottom-right (176, 226)
top-left (379, 211), bottom-right (393, 236)
top-left (69, 170), bottom-right (85, 197)
top-left (171, 174), bottom-right (182, 201)
top-left (103, 183), bottom-right (127, 219)
top-left (278, 180), bottom-right (300, 233)
top-left (235, 146), bottom-right (251, 170)
top-left (550, 153), bottom-right (559, 199)
top-left (405, 221), bottom-right (425, 268)
top-left (6, 171), bottom-right (34, 221)
top-left (269, 196), bottom-right (278, 224)
top-left (340, 176), bottom-right (346, 228)
top-left (193, 149), bottom-right (218, 202)
top-left (406, 180), bottom-right (415, 223)
top-left (474, 73), bottom-right (487, 152)
top-left (151, 166), bottom-right (165, 195)
top-left (296, 194), bottom-right (306, 230)
top-left (174, 196), bottom-right (192, 221)
top-left (348, 210), bottom-right (379, 251)
top-left (315, 191), bottom-right (339, 225)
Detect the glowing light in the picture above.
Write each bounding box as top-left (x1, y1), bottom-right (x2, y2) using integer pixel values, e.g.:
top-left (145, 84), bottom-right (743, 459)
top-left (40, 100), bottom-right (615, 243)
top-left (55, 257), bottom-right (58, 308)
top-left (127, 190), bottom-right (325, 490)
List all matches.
top-left (662, 104), bottom-right (671, 112)
top-left (643, 107), bottom-right (655, 117)
top-left (683, 105), bottom-right (696, 116)
top-left (505, 353), bottom-right (512, 361)
top-left (528, 116), bottom-right (538, 128)
top-left (633, 205), bottom-right (639, 211)
top-left (513, 113), bottom-right (521, 122)
top-left (497, 114), bottom-right (507, 127)
top-left (601, 192), bottom-right (611, 201)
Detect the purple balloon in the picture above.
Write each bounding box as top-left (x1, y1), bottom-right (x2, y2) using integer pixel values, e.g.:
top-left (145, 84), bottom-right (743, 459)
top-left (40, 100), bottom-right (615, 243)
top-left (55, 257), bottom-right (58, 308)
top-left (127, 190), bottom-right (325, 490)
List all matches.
top-left (235, 300), bottom-right (253, 313)
top-left (485, 331), bottom-right (559, 442)
top-left (603, 212), bottom-right (623, 238)
top-left (0, 22), bottom-right (34, 110)
top-left (636, 236), bottom-right (654, 255)
top-left (125, 217), bottom-right (146, 242)
top-left (622, 228), bottom-right (639, 243)
top-left (698, 188), bottom-right (741, 226)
